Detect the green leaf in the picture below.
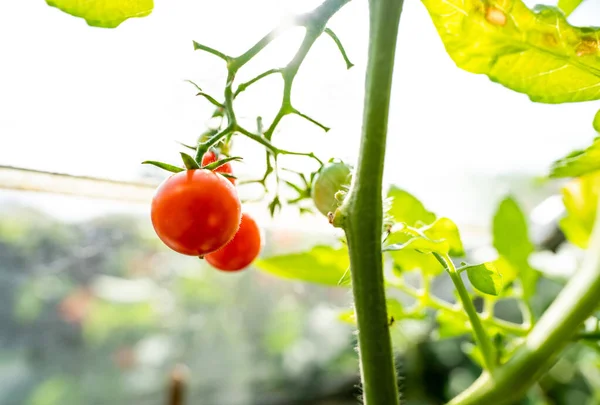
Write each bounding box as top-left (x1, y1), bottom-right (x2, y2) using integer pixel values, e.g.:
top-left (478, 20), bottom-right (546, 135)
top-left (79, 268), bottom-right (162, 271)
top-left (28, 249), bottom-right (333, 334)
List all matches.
top-left (493, 197), bottom-right (533, 266)
top-left (436, 311), bottom-right (470, 339)
top-left (387, 186), bottom-right (435, 226)
top-left (180, 152), bottom-right (200, 170)
top-left (558, 0), bottom-right (585, 17)
top-left (560, 173), bottom-right (600, 248)
top-left (493, 197), bottom-right (539, 299)
top-left (255, 245), bottom-right (349, 286)
top-left (550, 137), bottom-right (600, 178)
top-left (465, 262), bottom-right (503, 296)
top-left (46, 0), bottom-right (153, 28)
top-left (594, 109), bottom-right (600, 133)
top-left (422, 217), bottom-right (465, 257)
top-left (423, 0), bottom-right (600, 103)
top-left (141, 160), bottom-right (184, 173)
top-left (385, 229), bottom-right (450, 255)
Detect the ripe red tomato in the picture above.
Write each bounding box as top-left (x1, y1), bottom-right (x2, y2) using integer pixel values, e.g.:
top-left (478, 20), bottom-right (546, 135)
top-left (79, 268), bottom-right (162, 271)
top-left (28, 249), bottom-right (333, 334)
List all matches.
top-left (151, 169), bottom-right (241, 256)
top-left (201, 151), bottom-right (235, 184)
top-left (205, 213), bottom-right (262, 271)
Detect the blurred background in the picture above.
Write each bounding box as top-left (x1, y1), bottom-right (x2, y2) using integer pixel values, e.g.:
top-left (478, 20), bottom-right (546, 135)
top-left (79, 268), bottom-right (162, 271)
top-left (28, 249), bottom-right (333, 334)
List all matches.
top-left (2, 0), bottom-right (600, 404)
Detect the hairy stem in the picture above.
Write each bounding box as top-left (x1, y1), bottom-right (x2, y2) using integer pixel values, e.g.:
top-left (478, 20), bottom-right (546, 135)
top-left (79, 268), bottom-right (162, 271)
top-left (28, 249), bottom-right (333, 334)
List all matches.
top-left (339, 0), bottom-right (404, 403)
top-left (449, 196), bottom-right (600, 405)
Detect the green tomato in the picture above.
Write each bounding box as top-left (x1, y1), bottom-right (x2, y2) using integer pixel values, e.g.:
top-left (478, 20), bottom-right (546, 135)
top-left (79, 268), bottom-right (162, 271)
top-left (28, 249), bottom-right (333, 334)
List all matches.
top-left (311, 161), bottom-right (352, 216)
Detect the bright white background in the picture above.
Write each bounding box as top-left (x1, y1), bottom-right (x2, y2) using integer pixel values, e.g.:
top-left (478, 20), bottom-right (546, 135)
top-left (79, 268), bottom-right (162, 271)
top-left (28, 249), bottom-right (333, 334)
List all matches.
top-left (1, 0), bottom-right (600, 227)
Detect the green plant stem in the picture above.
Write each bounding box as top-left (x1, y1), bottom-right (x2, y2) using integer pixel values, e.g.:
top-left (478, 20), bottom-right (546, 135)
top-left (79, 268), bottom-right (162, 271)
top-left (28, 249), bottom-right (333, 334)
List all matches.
top-left (339, 0), bottom-right (404, 404)
top-left (449, 196), bottom-right (600, 405)
top-left (434, 253), bottom-right (496, 371)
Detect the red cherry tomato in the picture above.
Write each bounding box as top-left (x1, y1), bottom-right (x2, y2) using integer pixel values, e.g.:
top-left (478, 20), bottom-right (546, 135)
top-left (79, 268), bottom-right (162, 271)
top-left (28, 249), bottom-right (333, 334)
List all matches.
top-left (151, 169), bottom-right (241, 256)
top-left (201, 151), bottom-right (235, 184)
top-left (205, 213), bottom-right (262, 271)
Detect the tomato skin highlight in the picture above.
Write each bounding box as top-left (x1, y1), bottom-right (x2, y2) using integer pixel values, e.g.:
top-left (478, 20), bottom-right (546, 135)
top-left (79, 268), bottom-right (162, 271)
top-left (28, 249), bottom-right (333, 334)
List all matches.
top-left (151, 169), bottom-right (242, 256)
top-left (201, 151), bottom-right (235, 184)
top-left (205, 213), bottom-right (262, 271)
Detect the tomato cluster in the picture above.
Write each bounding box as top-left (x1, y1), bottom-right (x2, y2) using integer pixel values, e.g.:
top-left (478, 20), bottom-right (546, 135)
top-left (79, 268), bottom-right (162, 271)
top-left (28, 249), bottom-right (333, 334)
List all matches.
top-left (151, 151), bottom-right (261, 272)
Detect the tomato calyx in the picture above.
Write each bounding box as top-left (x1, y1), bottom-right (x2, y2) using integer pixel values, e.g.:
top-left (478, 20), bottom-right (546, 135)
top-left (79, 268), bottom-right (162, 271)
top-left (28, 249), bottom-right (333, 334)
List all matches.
top-left (141, 149), bottom-right (242, 181)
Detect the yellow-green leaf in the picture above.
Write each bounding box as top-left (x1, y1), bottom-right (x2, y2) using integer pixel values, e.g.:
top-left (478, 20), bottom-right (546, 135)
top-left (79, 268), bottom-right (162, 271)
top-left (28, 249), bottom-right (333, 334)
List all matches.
top-left (550, 137), bottom-right (600, 178)
top-left (465, 262), bottom-right (503, 296)
top-left (46, 0), bottom-right (153, 28)
top-left (255, 245), bottom-right (349, 286)
top-left (558, 0), bottom-right (585, 17)
top-left (423, 0), bottom-right (600, 103)
top-left (422, 217), bottom-right (465, 257)
top-left (387, 186), bottom-right (435, 226)
top-left (560, 173), bottom-right (600, 248)
top-left (493, 197), bottom-right (539, 299)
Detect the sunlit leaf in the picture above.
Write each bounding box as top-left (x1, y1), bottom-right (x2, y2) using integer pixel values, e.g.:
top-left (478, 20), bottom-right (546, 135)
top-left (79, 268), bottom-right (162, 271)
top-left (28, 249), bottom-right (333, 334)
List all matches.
top-left (494, 197), bottom-right (533, 266)
top-left (465, 262), bottom-right (503, 296)
top-left (560, 173), bottom-right (600, 248)
top-left (436, 311), bottom-right (470, 339)
top-left (255, 245), bottom-right (349, 286)
top-left (493, 197), bottom-right (539, 298)
top-left (46, 0), bottom-right (153, 28)
top-left (594, 109), bottom-right (600, 133)
top-left (387, 186), bottom-right (435, 226)
top-left (385, 234), bottom-right (450, 255)
top-left (558, 0), bottom-right (585, 17)
top-left (423, 0), bottom-right (600, 103)
top-left (550, 137), bottom-right (600, 178)
top-left (422, 217), bottom-right (465, 257)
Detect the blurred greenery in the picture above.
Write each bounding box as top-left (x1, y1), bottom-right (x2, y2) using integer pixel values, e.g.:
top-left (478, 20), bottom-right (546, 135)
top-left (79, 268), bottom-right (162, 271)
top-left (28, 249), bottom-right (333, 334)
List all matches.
top-left (1, 197), bottom-right (600, 405)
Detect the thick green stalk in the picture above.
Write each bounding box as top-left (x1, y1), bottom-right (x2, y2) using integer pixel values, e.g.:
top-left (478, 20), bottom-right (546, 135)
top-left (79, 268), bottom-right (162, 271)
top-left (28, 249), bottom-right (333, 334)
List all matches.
top-left (339, 0), bottom-right (404, 404)
top-left (449, 197), bottom-right (600, 405)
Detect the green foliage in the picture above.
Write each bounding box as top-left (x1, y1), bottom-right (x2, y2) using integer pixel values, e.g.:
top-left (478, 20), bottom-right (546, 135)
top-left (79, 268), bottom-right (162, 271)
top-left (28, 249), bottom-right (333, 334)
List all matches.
top-left (423, 0), bottom-right (600, 103)
top-left (385, 188), bottom-right (448, 275)
top-left (386, 217), bottom-right (464, 257)
top-left (550, 138), bottom-right (600, 178)
top-left (436, 311), bottom-right (470, 339)
top-left (557, 0), bottom-right (585, 17)
top-left (560, 173), bottom-right (600, 248)
top-left (387, 186), bottom-right (435, 226)
top-left (254, 245), bottom-right (349, 286)
top-left (27, 377), bottom-right (79, 405)
top-left (46, 0), bottom-right (153, 28)
top-left (464, 262), bottom-right (503, 296)
top-left (493, 197), bottom-right (539, 299)
top-left (83, 299), bottom-right (157, 344)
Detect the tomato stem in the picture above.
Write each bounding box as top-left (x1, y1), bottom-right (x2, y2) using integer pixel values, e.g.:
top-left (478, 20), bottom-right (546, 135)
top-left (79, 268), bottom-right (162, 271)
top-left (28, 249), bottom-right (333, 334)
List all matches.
top-left (434, 253), bottom-right (496, 371)
top-left (448, 196), bottom-right (600, 404)
top-left (339, 0), bottom-right (404, 403)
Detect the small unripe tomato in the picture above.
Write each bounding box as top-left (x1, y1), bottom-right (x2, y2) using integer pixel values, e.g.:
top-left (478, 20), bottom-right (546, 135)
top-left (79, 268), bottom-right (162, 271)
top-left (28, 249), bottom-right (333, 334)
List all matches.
top-left (311, 161), bottom-right (352, 216)
top-left (201, 151), bottom-right (235, 184)
top-left (205, 213), bottom-right (262, 271)
top-left (151, 169), bottom-right (241, 256)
